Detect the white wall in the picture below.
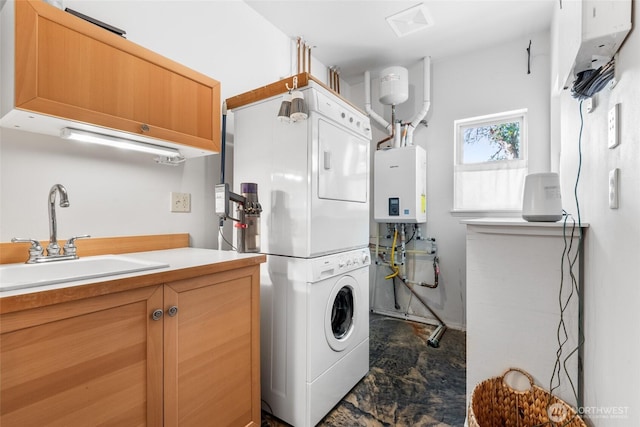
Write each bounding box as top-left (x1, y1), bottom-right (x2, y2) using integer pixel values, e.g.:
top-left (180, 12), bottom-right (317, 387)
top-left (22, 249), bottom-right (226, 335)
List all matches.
top-left (555, 4), bottom-right (640, 425)
top-left (0, 0), bottom-right (326, 248)
top-left (1, 0), bottom-right (553, 337)
top-left (352, 31), bottom-right (551, 331)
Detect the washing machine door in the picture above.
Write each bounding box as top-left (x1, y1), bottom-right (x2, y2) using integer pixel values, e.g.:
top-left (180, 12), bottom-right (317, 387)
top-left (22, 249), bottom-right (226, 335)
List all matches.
top-left (325, 276), bottom-right (358, 351)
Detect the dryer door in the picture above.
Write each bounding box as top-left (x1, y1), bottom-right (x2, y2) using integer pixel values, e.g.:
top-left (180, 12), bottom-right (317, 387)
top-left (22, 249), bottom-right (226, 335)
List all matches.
top-left (317, 118), bottom-right (368, 203)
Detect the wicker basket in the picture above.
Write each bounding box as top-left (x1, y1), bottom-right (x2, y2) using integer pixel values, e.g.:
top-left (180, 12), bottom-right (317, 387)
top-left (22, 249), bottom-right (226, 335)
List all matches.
top-left (468, 368), bottom-right (586, 427)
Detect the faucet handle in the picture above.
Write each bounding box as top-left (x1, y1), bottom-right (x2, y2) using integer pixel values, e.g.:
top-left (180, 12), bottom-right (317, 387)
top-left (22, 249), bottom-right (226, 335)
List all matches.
top-left (12, 238), bottom-right (44, 261)
top-left (63, 234), bottom-right (91, 256)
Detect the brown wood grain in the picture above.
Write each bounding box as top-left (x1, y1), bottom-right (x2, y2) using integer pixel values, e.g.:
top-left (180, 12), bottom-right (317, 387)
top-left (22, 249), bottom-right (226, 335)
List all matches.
top-left (163, 266), bottom-right (261, 426)
top-left (15, 0), bottom-right (220, 152)
top-left (0, 265), bottom-right (261, 426)
top-left (226, 72), bottom-right (363, 114)
top-left (0, 285), bottom-right (164, 426)
top-left (1, 233), bottom-right (190, 265)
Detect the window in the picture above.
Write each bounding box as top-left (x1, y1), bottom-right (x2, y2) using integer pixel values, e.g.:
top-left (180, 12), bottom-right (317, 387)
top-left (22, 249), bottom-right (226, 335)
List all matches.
top-left (453, 109), bottom-right (528, 211)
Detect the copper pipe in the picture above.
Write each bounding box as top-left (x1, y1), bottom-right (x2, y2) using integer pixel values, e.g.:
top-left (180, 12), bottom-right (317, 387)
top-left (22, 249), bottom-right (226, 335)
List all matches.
top-left (376, 105), bottom-right (396, 150)
top-left (302, 42), bottom-right (307, 73)
top-left (336, 70), bottom-right (340, 93)
top-left (307, 45), bottom-right (312, 73)
top-left (296, 37), bottom-right (300, 74)
top-left (376, 134), bottom-right (393, 150)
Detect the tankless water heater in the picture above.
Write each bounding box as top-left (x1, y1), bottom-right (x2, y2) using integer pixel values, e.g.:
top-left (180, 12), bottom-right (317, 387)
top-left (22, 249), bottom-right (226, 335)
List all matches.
top-left (374, 145), bottom-right (426, 223)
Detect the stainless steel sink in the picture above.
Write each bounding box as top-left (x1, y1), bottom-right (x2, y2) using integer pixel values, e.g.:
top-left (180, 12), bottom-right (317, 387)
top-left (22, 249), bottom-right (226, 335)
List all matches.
top-left (0, 255), bottom-right (169, 292)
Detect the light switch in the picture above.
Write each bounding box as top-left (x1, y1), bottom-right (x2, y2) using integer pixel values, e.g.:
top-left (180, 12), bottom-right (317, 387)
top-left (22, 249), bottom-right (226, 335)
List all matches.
top-left (609, 168), bottom-right (619, 209)
top-left (608, 104), bottom-right (619, 149)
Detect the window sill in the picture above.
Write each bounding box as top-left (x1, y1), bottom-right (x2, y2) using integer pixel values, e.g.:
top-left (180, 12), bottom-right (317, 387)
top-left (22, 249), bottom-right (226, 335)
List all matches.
top-left (450, 209), bottom-right (522, 218)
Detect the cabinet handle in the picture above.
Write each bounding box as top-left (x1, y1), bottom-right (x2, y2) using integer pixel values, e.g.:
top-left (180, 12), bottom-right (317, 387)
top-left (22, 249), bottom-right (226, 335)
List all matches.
top-left (167, 306), bottom-right (179, 317)
top-left (151, 309), bottom-right (164, 321)
top-left (141, 123), bottom-right (150, 132)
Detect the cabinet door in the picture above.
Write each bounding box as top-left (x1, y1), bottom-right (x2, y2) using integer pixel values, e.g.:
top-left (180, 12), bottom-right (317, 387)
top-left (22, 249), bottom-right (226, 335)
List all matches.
top-left (15, 0), bottom-right (220, 153)
top-left (0, 286), bottom-right (163, 427)
top-left (164, 266), bottom-right (261, 427)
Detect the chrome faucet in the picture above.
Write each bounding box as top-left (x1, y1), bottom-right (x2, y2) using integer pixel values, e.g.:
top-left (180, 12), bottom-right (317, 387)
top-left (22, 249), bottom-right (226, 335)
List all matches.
top-left (12, 184), bottom-right (90, 264)
top-left (47, 184), bottom-right (69, 256)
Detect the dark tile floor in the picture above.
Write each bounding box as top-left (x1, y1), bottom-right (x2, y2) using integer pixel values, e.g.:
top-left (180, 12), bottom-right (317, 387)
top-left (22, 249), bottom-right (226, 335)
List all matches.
top-left (262, 313), bottom-right (467, 427)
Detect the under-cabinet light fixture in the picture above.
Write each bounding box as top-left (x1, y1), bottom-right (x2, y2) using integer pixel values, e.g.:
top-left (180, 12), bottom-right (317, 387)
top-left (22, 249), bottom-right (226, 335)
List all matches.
top-left (60, 128), bottom-right (182, 158)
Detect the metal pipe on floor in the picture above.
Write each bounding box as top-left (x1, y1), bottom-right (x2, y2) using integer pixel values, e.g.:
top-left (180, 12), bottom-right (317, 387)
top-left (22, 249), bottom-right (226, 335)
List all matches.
top-left (377, 251), bottom-right (448, 347)
top-left (399, 280), bottom-right (447, 348)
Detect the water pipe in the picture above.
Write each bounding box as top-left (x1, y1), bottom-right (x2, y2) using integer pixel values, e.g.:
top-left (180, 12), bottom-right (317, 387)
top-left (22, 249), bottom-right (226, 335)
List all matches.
top-left (364, 70), bottom-right (392, 136)
top-left (405, 57), bottom-right (431, 146)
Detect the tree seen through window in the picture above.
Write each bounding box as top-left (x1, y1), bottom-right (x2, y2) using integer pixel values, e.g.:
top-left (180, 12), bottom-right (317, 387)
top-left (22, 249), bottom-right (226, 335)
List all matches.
top-left (463, 121), bottom-right (521, 164)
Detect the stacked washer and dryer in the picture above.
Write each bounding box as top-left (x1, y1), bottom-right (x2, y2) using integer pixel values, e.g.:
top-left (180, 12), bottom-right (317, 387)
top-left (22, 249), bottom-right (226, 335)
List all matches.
top-left (232, 79), bottom-right (372, 427)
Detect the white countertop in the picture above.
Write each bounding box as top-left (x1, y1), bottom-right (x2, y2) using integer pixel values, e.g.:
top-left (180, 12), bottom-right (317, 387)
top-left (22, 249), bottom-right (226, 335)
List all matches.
top-left (0, 248), bottom-right (264, 299)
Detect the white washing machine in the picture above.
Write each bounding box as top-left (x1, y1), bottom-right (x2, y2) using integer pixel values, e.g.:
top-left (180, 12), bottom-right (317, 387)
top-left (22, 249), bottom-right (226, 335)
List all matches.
top-left (260, 248), bottom-right (371, 427)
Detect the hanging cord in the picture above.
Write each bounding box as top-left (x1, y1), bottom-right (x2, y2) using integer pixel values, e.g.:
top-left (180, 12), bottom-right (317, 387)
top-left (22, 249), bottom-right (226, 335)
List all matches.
top-left (391, 276), bottom-right (401, 310)
top-left (218, 225), bottom-right (236, 251)
top-left (391, 225), bottom-right (418, 250)
top-left (545, 99), bottom-right (585, 426)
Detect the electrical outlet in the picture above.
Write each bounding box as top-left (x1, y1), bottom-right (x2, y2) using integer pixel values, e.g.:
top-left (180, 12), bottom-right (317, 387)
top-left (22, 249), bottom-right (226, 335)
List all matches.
top-left (609, 168), bottom-right (619, 209)
top-left (608, 103), bottom-right (619, 149)
top-left (171, 192), bottom-right (191, 213)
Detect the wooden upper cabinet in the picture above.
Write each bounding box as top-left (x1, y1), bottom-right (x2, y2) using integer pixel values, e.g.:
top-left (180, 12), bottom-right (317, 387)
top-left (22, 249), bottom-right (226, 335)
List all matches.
top-left (13, 0), bottom-right (220, 154)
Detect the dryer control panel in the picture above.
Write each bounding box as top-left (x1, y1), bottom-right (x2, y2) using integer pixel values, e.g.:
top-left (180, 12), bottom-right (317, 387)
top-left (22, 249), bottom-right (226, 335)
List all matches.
top-left (306, 84), bottom-right (372, 139)
top-left (310, 248), bottom-right (371, 283)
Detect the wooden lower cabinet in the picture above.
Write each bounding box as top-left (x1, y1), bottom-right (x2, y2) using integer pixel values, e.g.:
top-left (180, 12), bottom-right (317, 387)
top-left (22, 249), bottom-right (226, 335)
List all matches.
top-left (164, 268), bottom-right (261, 427)
top-left (0, 285), bottom-right (164, 426)
top-left (0, 266), bottom-right (260, 427)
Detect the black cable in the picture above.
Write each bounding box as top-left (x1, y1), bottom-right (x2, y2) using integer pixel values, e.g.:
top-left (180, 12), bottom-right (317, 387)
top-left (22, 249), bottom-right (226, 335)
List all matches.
top-left (547, 99), bottom-right (585, 424)
top-left (560, 99), bottom-right (586, 411)
top-left (385, 224), bottom-right (418, 251)
top-left (391, 276), bottom-right (401, 310)
top-left (218, 223), bottom-right (236, 251)
top-left (549, 214), bottom-right (577, 397)
top-left (571, 59), bottom-right (615, 100)
top-left (220, 103), bottom-right (227, 184)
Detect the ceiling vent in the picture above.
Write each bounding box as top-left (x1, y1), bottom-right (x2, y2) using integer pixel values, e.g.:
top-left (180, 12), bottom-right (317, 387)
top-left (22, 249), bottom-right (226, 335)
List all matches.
top-left (386, 3), bottom-right (433, 38)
